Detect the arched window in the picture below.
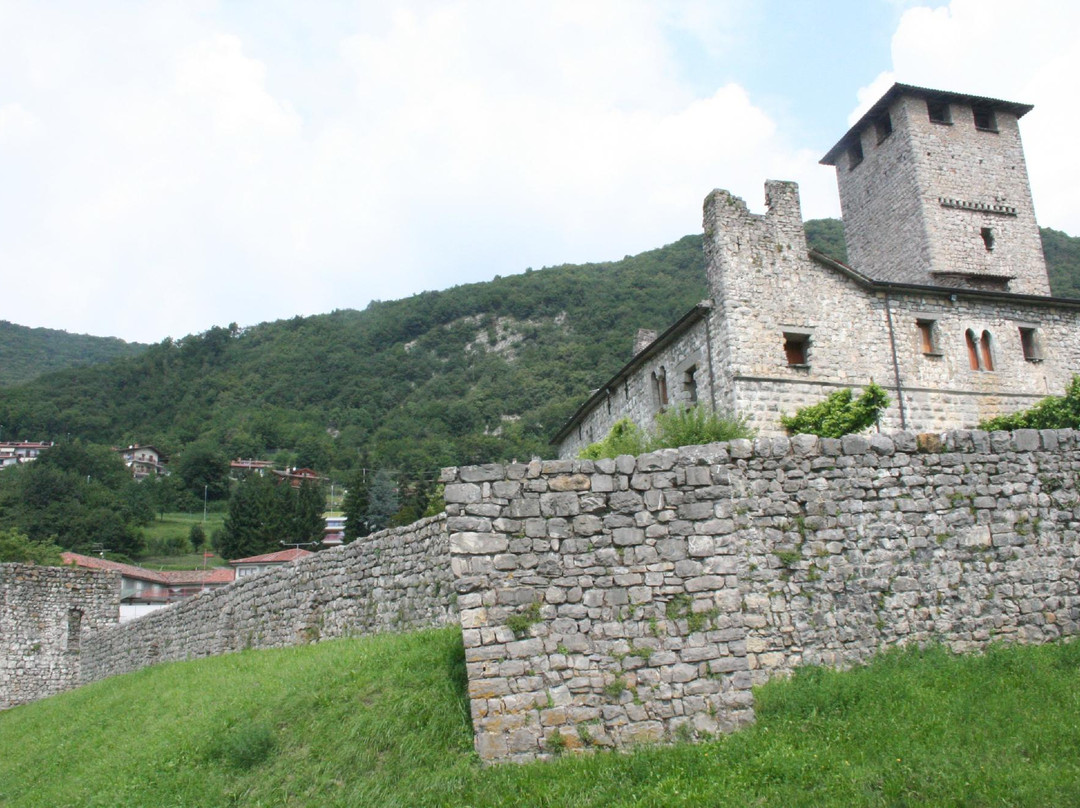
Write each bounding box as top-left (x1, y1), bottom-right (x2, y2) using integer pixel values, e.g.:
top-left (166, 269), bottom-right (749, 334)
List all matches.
top-left (966, 330), bottom-right (980, 370)
top-left (980, 330), bottom-right (995, 371)
top-left (683, 366), bottom-right (698, 405)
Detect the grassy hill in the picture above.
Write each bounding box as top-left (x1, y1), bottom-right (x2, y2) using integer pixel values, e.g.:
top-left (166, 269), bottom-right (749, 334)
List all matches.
top-left (1, 627), bottom-right (1079, 807)
top-left (0, 321), bottom-right (146, 387)
top-left (0, 223), bottom-right (1075, 481)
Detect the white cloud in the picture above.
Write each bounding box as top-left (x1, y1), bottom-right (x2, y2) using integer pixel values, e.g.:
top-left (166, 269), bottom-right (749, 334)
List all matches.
top-left (1, 1), bottom-right (830, 342)
top-left (4, 1), bottom-right (1072, 344)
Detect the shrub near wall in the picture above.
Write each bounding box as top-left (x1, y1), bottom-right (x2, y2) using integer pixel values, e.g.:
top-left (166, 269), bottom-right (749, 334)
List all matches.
top-left (444, 429), bottom-right (1080, 763)
top-left (80, 515), bottom-right (455, 685)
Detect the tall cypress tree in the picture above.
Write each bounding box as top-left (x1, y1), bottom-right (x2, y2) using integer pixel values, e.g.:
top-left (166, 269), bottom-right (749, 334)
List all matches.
top-left (291, 480), bottom-right (326, 546)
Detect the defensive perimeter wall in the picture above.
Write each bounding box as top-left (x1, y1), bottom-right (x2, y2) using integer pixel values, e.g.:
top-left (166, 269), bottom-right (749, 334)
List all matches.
top-left (443, 428), bottom-right (1080, 762)
top-left (79, 514), bottom-right (454, 684)
top-left (3, 431), bottom-right (1080, 766)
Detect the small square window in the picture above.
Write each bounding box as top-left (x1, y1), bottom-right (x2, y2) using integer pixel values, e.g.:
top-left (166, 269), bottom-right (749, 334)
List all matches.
top-left (783, 333), bottom-right (810, 366)
top-left (981, 227), bottom-right (995, 251)
top-left (928, 100), bottom-right (951, 124)
top-left (848, 139), bottom-right (864, 169)
top-left (1019, 327), bottom-right (1042, 361)
top-left (875, 114), bottom-right (893, 143)
top-left (973, 106), bottom-right (997, 132)
top-left (917, 319), bottom-right (941, 355)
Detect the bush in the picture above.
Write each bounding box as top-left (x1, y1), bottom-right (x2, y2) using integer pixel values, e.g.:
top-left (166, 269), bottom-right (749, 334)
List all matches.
top-left (0, 529), bottom-right (63, 565)
top-left (578, 418), bottom-right (648, 459)
top-left (579, 406), bottom-right (755, 459)
top-left (781, 382), bottom-right (890, 438)
top-left (980, 375), bottom-right (1080, 431)
top-left (651, 404), bottom-right (754, 448)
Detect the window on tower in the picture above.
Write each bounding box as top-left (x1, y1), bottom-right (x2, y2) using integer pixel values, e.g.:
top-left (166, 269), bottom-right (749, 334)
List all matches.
top-left (928, 99), bottom-right (951, 124)
top-left (972, 106), bottom-right (997, 132)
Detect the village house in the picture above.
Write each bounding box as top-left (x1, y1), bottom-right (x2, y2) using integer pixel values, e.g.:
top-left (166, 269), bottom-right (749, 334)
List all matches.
top-left (229, 548), bottom-right (314, 579)
top-left (114, 444), bottom-right (167, 479)
top-left (0, 441), bottom-right (53, 470)
top-left (554, 84), bottom-right (1080, 457)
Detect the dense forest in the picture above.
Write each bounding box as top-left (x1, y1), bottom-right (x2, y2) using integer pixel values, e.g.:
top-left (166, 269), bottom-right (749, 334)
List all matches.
top-left (0, 221), bottom-right (1076, 487)
top-left (0, 321), bottom-right (146, 386)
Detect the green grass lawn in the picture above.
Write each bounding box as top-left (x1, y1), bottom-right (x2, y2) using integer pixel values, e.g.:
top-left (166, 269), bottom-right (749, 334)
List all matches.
top-left (2, 629), bottom-right (1079, 807)
top-left (139, 511), bottom-right (228, 567)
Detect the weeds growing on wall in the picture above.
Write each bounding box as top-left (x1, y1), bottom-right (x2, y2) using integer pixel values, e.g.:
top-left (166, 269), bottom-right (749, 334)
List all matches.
top-left (579, 406), bottom-right (754, 459)
top-left (979, 375), bottom-right (1080, 431)
top-left (780, 382), bottom-right (890, 438)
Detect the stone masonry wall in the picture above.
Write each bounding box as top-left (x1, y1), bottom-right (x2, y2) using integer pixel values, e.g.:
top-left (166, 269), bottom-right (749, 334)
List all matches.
top-left (80, 514), bottom-right (453, 685)
top-left (1, 564), bottom-right (118, 709)
top-left (445, 429), bottom-right (1080, 763)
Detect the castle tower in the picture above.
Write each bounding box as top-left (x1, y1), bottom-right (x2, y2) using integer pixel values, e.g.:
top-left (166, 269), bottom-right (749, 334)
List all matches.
top-left (821, 84), bottom-right (1050, 296)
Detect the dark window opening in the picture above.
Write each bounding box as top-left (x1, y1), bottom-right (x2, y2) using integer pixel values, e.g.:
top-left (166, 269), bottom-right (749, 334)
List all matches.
top-left (928, 100), bottom-right (951, 124)
top-left (980, 330), bottom-right (995, 371)
top-left (848, 139), bottom-right (864, 169)
top-left (981, 227), bottom-right (995, 251)
top-left (784, 333), bottom-right (809, 366)
top-left (67, 608), bottom-right (83, 653)
top-left (684, 366), bottom-right (698, 405)
top-left (875, 114), bottom-right (893, 143)
top-left (973, 106), bottom-right (997, 131)
top-left (1019, 327), bottom-right (1042, 361)
top-left (917, 319), bottom-right (940, 355)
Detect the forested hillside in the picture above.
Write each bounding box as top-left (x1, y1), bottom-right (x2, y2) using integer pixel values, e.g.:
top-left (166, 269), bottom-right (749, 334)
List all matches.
top-left (0, 321), bottom-right (146, 386)
top-left (0, 237), bottom-right (708, 478)
top-left (0, 222), bottom-right (1075, 482)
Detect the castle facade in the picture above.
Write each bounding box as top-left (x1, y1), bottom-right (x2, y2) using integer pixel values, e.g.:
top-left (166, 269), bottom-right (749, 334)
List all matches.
top-left (555, 84), bottom-right (1080, 458)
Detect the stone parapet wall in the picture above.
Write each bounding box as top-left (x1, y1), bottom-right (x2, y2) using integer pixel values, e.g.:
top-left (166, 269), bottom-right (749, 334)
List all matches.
top-left (0, 564), bottom-right (119, 709)
top-left (445, 429), bottom-right (1080, 763)
top-left (80, 514), bottom-right (453, 685)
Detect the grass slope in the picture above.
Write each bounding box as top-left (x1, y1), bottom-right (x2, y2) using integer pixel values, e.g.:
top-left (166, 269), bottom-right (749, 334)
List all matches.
top-left (2, 628), bottom-right (1080, 807)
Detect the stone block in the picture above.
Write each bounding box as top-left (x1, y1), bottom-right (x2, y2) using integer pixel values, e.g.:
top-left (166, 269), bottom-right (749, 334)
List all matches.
top-left (450, 534), bottom-right (506, 559)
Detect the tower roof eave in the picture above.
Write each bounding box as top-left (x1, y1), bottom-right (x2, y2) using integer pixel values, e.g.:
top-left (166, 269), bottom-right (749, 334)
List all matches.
top-left (820, 83), bottom-right (1033, 166)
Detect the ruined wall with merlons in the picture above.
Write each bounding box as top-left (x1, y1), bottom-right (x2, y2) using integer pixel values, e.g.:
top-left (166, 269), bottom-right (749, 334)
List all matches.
top-left (80, 515), bottom-right (454, 685)
top-left (444, 429), bottom-right (1080, 762)
top-left (0, 564), bottom-right (118, 709)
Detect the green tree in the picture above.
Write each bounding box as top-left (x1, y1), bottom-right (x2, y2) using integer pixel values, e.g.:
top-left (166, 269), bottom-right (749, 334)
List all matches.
top-left (189, 523), bottom-right (207, 551)
top-left (291, 480), bottom-right (326, 546)
top-left (174, 442), bottom-right (230, 501)
top-left (365, 469), bottom-right (399, 534)
top-left (0, 440), bottom-right (147, 557)
top-left (0, 529), bottom-right (63, 565)
top-left (979, 375), bottom-right (1080, 431)
top-left (780, 383), bottom-right (891, 438)
top-left (217, 474), bottom-right (289, 560)
top-left (342, 468), bottom-right (371, 542)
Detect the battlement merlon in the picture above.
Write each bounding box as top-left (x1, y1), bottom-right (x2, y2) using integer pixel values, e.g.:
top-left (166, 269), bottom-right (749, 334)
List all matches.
top-left (703, 180), bottom-right (809, 282)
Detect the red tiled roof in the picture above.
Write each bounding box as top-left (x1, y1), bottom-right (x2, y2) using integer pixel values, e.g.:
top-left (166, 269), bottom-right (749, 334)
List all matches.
top-left (62, 552), bottom-right (169, 584)
top-left (62, 552), bottom-right (235, 586)
top-left (159, 567), bottom-right (236, 585)
top-left (230, 548), bottom-right (314, 565)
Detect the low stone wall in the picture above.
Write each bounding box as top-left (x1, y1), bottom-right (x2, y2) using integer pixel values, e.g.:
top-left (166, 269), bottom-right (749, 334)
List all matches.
top-left (444, 429), bottom-right (1080, 762)
top-left (81, 514), bottom-right (454, 685)
top-left (0, 564), bottom-right (118, 709)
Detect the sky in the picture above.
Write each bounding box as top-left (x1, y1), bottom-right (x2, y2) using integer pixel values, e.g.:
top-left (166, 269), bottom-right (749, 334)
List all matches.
top-left (1, 0), bottom-right (1078, 344)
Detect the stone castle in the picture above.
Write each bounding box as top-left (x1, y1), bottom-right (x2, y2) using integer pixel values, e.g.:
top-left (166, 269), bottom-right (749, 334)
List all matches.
top-left (3, 84), bottom-right (1080, 766)
top-left (554, 83), bottom-right (1080, 458)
